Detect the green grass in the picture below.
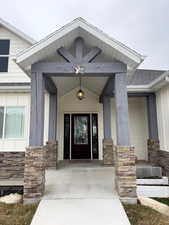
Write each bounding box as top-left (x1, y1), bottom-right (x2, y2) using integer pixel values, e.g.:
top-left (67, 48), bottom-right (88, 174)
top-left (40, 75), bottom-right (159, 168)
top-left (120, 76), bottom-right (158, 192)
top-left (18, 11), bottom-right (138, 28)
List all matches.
top-left (0, 203), bottom-right (38, 225)
top-left (153, 198), bottom-right (169, 206)
top-left (124, 204), bottom-right (169, 225)
top-left (0, 201), bottom-right (169, 225)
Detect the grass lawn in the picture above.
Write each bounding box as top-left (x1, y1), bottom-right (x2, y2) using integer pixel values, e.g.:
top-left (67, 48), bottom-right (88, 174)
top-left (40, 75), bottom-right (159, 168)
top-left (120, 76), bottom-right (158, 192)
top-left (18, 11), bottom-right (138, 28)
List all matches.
top-left (153, 198), bottom-right (169, 206)
top-left (124, 204), bottom-right (169, 225)
top-left (0, 202), bottom-right (169, 225)
top-left (0, 203), bottom-right (38, 225)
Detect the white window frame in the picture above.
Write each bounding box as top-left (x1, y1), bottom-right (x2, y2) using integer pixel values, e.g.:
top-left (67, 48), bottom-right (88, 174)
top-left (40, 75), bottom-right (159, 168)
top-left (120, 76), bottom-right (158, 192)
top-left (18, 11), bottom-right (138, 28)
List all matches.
top-left (0, 106), bottom-right (26, 140)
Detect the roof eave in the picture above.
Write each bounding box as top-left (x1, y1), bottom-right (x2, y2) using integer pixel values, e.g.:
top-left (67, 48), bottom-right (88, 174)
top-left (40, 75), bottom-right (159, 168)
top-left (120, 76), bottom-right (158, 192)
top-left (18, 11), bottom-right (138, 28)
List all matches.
top-left (16, 17), bottom-right (144, 69)
top-left (0, 18), bottom-right (36, 45)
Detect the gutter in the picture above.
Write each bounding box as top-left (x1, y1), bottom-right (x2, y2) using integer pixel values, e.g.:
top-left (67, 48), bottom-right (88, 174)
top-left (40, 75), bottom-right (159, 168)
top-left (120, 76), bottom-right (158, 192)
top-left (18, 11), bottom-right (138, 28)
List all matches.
top-left (127, 71), bottom-right (169, 92)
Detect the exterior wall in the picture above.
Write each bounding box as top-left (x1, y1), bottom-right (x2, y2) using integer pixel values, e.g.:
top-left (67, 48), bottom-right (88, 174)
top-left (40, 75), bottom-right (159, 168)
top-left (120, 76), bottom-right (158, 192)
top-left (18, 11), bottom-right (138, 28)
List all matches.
top-left (0, 90), bottom-right (149, 161)
top-left (156, 85), bottom-right (169, 152)
top-left (58, 87), bottom-right (103, 160)
top-left (0, 152), bottom-right (25, 179)
top-left (111, 97), bottom-right (149, 160)
top-left (0, 92), bottom-right (49, 152)
top-left (0, 26), bottom-right (31, 83)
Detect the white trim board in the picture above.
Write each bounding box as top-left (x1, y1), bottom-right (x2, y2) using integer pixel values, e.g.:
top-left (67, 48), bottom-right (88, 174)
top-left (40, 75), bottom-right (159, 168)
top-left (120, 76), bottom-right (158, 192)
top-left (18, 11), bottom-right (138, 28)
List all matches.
top-left (0, 18), bottom-right (36, 44)
top-left (16, 18), bottom-right (145, 69)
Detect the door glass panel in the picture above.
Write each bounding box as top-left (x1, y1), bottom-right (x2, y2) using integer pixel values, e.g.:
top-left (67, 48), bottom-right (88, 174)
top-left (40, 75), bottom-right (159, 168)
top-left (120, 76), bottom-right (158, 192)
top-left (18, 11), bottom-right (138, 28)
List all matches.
top-left (64, 114), bottom-right (70, 159)
top-left (92, 114), bottom-right (98, 159)
top-left (74, 116), bottom-right (88, 144)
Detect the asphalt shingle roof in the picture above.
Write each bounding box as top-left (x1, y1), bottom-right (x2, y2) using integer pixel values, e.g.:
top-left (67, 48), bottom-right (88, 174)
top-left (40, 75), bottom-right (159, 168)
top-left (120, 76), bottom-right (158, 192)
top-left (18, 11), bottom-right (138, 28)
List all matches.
top-left (128, 69), bottom-right (166, 85)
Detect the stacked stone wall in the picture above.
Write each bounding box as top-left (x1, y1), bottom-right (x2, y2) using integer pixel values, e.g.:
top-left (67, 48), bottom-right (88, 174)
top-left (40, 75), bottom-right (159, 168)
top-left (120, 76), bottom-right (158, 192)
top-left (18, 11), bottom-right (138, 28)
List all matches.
top-left (103, 139), bottom-right (114, 165)
top-left (114, 146), bottom-right (137, 204)
top-left (0, 152), bottom-right (25, 179)
top-left (46, 141), bottom-right (58, 169)
top-left (24, 146), bottom-right (46, 204)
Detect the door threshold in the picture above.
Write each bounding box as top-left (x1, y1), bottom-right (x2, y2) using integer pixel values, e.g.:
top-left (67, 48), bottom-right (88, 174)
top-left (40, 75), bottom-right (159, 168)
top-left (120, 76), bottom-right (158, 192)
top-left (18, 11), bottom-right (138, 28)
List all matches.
top-left (66, 159), bottom-right (100, 163)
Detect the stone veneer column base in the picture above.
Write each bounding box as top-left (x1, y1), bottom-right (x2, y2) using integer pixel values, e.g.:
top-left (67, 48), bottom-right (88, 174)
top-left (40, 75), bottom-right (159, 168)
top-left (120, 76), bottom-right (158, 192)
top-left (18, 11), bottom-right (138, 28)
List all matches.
top-left (46, 141), bottom-right (58, 169)
top-left (103, 139), bottom-right (114, 165)
top-left (147, 139), bottom-right (160, 166)
top-left (115, 145), bottom-right (137, 204)
top-left (24, 146), bottom-right (46, 204)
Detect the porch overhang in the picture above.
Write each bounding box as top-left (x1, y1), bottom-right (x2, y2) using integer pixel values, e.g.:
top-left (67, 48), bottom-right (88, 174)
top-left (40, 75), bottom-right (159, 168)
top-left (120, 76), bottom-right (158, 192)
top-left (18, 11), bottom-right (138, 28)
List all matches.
top-left (15, 17), bottom-right (145, 74)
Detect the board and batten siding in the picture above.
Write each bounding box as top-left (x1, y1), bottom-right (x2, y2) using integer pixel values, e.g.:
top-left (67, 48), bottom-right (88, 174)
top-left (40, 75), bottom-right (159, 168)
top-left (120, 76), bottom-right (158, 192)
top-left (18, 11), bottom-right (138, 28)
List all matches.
top-left (0, 89), bottom-right (149, 159)
top-left (156, 85), bottom-right (169, 152)
top-left (58, 88), bottom-right (149, 161)
top-left (0, 26), bottom-right (31, 83)
top-left (58, 87), bottom-right (104, 160)
top-left (111, 97), bottom-right (149, 160)
top-left (0, 92), bottom-right (49, 152)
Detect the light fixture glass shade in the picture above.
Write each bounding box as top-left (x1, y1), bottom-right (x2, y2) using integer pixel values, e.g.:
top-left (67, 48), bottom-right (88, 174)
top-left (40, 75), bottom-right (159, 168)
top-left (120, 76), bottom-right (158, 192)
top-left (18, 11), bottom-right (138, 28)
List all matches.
top-left (77, 89), bottom-right (85, 100)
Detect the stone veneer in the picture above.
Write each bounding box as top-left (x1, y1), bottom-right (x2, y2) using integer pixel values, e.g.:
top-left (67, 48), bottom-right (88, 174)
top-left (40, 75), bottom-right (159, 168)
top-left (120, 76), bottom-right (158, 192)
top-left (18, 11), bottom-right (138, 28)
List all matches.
top-left (147, 139), bottom-right (169, 176)
top-left (147, 139), bottom-right (160, 166)
top-left (114, 146), bottom-right (137, 204)
top-left (46, 141), bottom-right (58, 169)
top-left (0, 152), bottom-right (25, 179)
top-left (158, 150), bottom-right (169, 176)
top-left (24, 146), bottom-right (46, 204)
top-left (103, 139), bottom-right (114, 165)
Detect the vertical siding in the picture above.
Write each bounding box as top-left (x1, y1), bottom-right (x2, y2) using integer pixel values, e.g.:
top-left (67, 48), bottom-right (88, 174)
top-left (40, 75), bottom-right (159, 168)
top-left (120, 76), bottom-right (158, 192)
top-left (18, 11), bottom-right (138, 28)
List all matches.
top-left (58, 87), bottom-right (103, 160)
top-left (128, 97), bottom-right (149, 160)
top-left (0, 26), bottom-right (31, 83)
top-left (111, 97), bottom-right (149, 160)
top-left (0, 92), bottom-right (49, 152)
top-left (0, 93), bottom-right (30, 151)
top-left (156, 85), bottom-right (169, 151)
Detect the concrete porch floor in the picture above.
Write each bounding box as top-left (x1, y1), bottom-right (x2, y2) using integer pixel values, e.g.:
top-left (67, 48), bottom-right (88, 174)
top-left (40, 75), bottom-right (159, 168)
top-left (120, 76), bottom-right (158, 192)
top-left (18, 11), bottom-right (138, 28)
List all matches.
top-left (31, 162), bottom-right (131, 225)
top-left (44, 161), bottom-right (118, 199)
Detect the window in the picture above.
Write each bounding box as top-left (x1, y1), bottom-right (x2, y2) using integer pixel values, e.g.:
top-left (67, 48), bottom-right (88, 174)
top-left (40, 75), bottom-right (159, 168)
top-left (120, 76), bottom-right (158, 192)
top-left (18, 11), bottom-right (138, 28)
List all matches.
top-left (0, 40), bottom-right (10, 72)
top-left (0, 106), bottom-right (25, 139)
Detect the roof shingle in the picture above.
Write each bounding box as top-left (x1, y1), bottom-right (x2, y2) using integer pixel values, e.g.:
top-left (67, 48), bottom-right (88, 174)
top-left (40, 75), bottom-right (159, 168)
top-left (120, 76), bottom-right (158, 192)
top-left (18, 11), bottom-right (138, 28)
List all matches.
top-left (128, 69), bottom-right (166, 85)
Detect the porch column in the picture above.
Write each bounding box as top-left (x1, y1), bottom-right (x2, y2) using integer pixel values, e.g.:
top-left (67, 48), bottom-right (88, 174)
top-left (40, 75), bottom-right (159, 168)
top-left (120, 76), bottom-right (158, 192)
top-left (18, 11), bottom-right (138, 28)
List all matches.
top-left (114, 73), bottom-right (137, 204)
top-left (114, 73), bottom-right (130, 145)
top-left (103, 96), bottom-right (112, 139)
top-left (48, 90), bottom-right (57, 141)
top-left (24, 72), bottom-right (46, 204)
top-left (103, 96), bottom-right (114, 165)
top-left (46, 90), bottom-right (58, 169)
top-left (29, 72), bottom-right (45, 146)
top-left (147, 94), bottom-right (160, 165)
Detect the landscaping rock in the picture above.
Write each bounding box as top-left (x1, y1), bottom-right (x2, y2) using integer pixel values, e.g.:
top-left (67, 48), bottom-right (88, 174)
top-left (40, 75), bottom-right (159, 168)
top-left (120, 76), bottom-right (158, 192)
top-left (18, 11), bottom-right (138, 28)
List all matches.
top-left (0, 193), bottom-right (23, 204)
top-left (139, 196), bottom-right (169, 217)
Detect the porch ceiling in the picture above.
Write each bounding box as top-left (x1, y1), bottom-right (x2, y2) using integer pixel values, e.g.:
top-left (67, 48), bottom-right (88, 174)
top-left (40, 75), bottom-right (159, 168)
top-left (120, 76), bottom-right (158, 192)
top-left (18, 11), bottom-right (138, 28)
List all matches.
top-left (52, 76), bottom-right (108, 97)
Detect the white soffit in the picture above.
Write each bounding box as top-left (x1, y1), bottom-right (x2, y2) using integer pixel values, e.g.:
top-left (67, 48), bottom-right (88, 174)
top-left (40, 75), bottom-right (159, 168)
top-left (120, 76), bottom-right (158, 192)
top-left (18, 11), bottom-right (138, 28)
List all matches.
top-left (16, 18), bottom-right (145, 70)
top-left (52, 76), bottom-right (108, 96)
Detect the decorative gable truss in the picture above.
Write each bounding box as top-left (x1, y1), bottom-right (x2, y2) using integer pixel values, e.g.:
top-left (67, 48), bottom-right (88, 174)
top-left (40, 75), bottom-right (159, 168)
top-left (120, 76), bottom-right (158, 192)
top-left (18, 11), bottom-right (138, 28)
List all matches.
top-left (32, 37), bottom-right (127, 76)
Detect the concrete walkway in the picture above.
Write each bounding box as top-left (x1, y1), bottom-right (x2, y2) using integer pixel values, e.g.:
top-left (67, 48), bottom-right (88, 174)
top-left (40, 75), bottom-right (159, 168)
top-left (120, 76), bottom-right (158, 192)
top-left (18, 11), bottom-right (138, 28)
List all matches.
top-left (31, 163), bottom-right (131, 225)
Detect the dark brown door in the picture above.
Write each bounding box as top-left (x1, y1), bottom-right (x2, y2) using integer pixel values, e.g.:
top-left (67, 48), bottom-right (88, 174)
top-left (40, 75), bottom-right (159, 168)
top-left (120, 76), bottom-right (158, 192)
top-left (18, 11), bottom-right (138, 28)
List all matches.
top-left (71, 114), bottom-right (91, 159)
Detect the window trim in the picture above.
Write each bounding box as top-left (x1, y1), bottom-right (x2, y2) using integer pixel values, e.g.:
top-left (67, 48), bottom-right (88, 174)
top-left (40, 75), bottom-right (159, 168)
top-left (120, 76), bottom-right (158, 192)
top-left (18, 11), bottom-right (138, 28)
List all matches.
top-left (0, 39), bottom-right (10, 73)
top-left (0, 57), bottom-right (9, 73)
top-left (0, 40), bottom-right (10, 55)
top-left (0, 106), bottom-right (26, 140)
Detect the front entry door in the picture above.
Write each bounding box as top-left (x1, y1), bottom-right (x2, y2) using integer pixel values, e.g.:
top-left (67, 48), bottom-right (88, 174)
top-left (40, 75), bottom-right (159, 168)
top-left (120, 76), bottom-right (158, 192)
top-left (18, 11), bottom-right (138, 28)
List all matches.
top-left (71, 114), bottom-right (91, 159)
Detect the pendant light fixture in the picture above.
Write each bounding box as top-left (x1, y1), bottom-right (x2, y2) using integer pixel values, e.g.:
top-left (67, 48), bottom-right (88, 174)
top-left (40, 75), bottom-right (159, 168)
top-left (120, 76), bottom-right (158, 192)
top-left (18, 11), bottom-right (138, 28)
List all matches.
top-left (77, 76), bottom-right (85, 100)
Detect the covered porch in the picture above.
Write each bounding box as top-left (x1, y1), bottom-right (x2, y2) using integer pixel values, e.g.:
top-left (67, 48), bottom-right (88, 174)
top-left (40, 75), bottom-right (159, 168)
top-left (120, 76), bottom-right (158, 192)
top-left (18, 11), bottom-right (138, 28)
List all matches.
top-left (15, 18), bottom-right (159, 204)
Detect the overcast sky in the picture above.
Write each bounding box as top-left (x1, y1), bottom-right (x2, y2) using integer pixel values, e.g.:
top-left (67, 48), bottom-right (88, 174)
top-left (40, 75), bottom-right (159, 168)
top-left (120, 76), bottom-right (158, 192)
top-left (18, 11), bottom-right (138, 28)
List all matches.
top-left (0, 0), bottom-right (169, 70)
